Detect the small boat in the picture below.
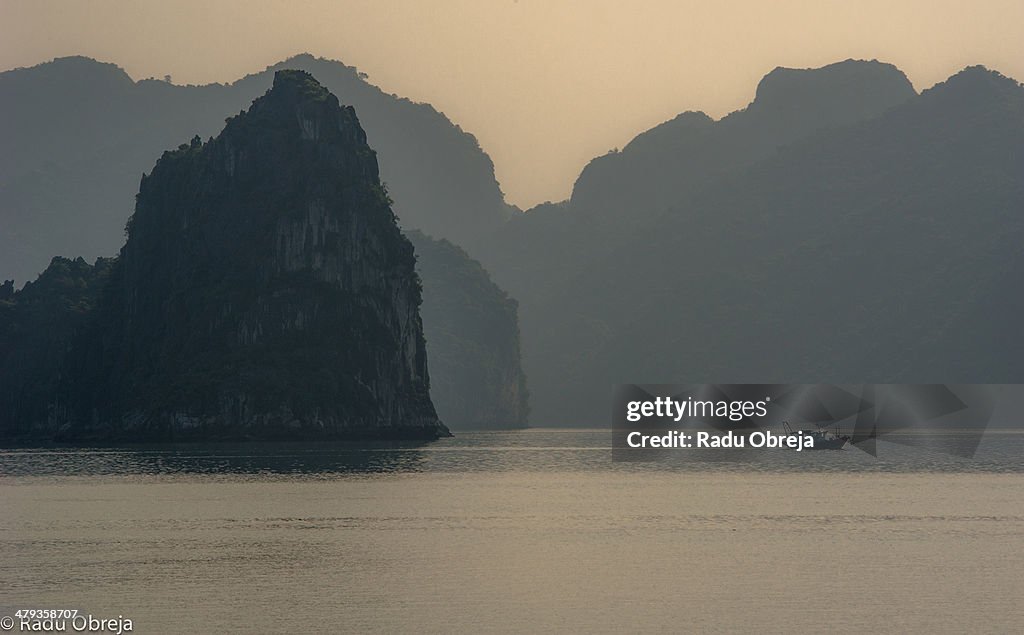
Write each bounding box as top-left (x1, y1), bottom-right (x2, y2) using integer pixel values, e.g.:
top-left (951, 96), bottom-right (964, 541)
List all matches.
top-left (781, 421), bottom-right (849, 450)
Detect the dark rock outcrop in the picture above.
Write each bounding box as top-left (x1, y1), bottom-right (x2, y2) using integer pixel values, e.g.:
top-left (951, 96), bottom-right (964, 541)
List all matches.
top-left (407, 230), bottom-right (528, 429)
top-left (0, 70), bottom-right (449, 442)
top-left (0, 257), bottom-right (112, 441)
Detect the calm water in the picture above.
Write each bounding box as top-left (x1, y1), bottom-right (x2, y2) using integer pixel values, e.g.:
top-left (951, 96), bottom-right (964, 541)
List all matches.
top-left (2, 429), bottom-right (1023, 633)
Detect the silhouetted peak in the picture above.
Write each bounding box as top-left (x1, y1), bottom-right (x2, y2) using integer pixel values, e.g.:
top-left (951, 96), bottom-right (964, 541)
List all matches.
top-left (922, 65), bottom-right (1023, 105)
top-left (265, 54), bottom-right (362, 84)
top-left (623, 111), bottom-right (714, 153)
top-left (40, 55), bottom-right (131, 77)
top-left (281, 53), bottom-right (319, 65)
top-left (661, 110), bottom-right (714, 127)
top-left (1, 55), bottom-right (133, 90)
top-left (268, 69), bottom-right (335, 105)
top-left (229, 69), bottom-right (368, 146)
top-left (750, 59), bottom-right (915, 116)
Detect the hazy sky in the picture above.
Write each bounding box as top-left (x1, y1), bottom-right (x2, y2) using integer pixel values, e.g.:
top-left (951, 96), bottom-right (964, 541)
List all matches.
top-left (2, 0), bottom-right (1022, 209)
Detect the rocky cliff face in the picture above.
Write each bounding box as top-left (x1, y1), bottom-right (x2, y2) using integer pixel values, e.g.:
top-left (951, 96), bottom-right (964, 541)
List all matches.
top-left (13, 70), bottom-right (449, 442)
top-left (406, 231), bottom-right (528, 429)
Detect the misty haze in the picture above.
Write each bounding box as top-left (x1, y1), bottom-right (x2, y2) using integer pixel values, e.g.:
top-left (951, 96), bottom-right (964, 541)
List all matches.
top-left (1, 2), bottom-right (1023, 633)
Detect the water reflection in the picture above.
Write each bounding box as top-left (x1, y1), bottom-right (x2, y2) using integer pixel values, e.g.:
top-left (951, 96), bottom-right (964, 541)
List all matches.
top-left (1, 429), bottom-right (1022, 477)
top-left (0, 441), bottom-right (431, 477)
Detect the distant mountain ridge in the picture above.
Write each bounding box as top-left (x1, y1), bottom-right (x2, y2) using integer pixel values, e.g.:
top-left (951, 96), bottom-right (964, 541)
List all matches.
top-left (0, 54), bottom-right (514, 285)
top-left (4, 55), bottom-right (1022, 430)
top-left (570, 59), bottom-right (916, 217)
top-left (474, 61), bottom-right (1024, 424)
top-left (478, 60), bottom-right (917, 302)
